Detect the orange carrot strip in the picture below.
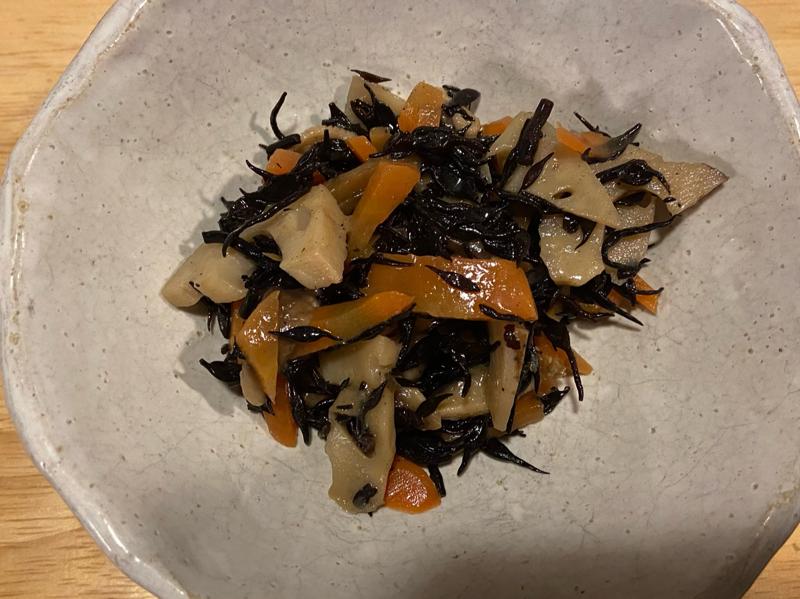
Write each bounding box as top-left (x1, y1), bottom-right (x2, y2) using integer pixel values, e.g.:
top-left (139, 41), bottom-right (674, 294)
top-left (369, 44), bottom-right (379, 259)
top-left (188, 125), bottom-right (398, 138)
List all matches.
top-left (384, 456), bottom-right (441, 513)
top-left (533, 334), bottom-right (592, 393)
top-left (555, 126), bottom-right (591, 154)
top-left (291, 291), bottom-right (415, 357)
top-left (265, 149), bottom-right (300, 175)
top-left (607, 288), bottom-right (631, 310)
top-left (632, 274), bottom-right (660, 315)
top-left (366, 253), bottom-right (537, 322)
top-left (263, 375), bottom-right (297, 447)
top-left (397, 82), bottom-right (445, 132)
top-left (608, 275), bottom-right (661, 315)
top-left (346, 135), bottom-right (378, 162)
top-left (511, 392), bottom-right (545, 430)
top-left (349, 161), bottom-right (420, 256)
top-left (580, 131), bottom-right (608, 147)
top-left (481, 116), bottom-right (513, 137)
top-left (236, 290), bottom-right (281, 400)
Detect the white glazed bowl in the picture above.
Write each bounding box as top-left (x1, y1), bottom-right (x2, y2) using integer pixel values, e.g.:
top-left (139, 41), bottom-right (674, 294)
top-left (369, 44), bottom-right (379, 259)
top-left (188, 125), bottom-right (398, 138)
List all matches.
top-left (2, 1), bottom-right (799, 597)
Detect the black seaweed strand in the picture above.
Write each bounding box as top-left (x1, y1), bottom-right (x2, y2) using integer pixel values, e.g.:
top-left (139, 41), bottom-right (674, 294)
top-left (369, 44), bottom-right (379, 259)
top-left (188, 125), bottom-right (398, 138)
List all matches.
top-left (425, 265), bottom-right (481, 293)
top-left (482, 438), bottom-right (549, 474)
top-left (270, 326), bottom-right (342, 342)
top-left (352, 483), bottom-right (378, 508)
top-left (270, 92), bottom-right (289, 140)
top-left (351, 69), bottom-right (391, 83)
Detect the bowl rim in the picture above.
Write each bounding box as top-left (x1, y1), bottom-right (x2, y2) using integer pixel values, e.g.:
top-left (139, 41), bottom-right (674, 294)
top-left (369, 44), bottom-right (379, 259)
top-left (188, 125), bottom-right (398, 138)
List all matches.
top-left (1, 1), bottom-right (798, 597)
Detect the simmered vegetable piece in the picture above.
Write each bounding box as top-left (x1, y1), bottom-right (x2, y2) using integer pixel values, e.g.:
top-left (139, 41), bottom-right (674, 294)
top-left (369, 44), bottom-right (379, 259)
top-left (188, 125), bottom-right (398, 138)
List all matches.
top-left (384, 456), bottom-right (441, 513)
top-left (349, 161), bottom-right (421, 256)
top-left (539, 216), bottom-right (605, 286)
top-left (593, 146), bottom-right (728, 214)
top-left (481, 116), bottom-right (512, 137)
top-left (162, 243), bottom-right (254, 307)
top-left (398, 82), bottom-right (446, 132)
top-left (264, 376), bottom-right (298, 447)
top-left (291, 291), bottom-right (415, 357)
top-left (366, 253), bottom-right (536, 321)
top-left (324, 160), bottom-right (379, 215)
top-left (526, 145), bottom-right (622, 227)
top-left (265, 148), bottom-right (301, 175)
top-left (534, 334), bottom-right (593, 393)
top-left (246, 185), bottom-right (348, 289)
top-left (346, 135), bottom-right (378, 162)
top-left (487, 321), bottom-right (529, 431)
top-left (236, 290), bottom-right (281, 400)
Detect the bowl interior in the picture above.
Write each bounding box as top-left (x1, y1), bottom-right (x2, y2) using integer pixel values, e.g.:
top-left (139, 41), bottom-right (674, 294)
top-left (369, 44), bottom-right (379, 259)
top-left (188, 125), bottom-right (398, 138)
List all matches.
top-left (3, 0), bottom-right (800, 597)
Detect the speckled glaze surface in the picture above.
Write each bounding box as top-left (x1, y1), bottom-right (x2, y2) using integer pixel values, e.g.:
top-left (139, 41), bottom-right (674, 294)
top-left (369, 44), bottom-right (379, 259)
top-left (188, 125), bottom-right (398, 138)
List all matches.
top-left (2, 1), bottom-right (799, 597)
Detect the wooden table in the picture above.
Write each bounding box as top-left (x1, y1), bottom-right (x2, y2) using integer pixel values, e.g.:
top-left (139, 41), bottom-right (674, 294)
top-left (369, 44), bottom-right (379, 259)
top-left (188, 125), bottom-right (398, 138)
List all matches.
top-left (0, 1), bottom-right (798, 597)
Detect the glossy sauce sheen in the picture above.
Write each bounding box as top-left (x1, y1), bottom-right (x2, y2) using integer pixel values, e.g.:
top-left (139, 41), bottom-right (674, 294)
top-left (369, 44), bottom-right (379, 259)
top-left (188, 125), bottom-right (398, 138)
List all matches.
top-left (366, 253), bottom-right (537, 321)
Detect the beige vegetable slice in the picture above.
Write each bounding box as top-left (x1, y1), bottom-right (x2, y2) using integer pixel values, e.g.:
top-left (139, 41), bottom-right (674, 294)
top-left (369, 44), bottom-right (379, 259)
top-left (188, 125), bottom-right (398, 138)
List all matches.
top-left (594, 147), bottom-right (728, 215)
top-left (432, 366), bottom-right (491, 428)
top-left (344, 75), bottom-right (406, 123)
top-left (502, 123), bottom-right (557, 193)
top-left (607, 198), bottom-right (656, 274)
top-left (487, 321), bottom-right (529, 431)
top-left (395, 386), bottom-right (426, 412)
top-left (326, 384), bottom-right (396, 513)
top-left (324, 160), bottom-right (379, 215)
top-left (323, 336), bottom-right (400, 513)
top-left (452, 112), bottom-right (481, 139)
top-left (395, 366), bottom-right (491, 430)
top-left (239, 362), bottom-right (267, 409)
top-left (319, 336), bottom-right (401, 390)
top-left (243, 185), bottom-right (348, 289)
top-left (526, 146), bottom-right (622, 228)
top-left (485, 111), bottom-right (531, 168)
top-left (539, 215), bottom-right (605, 286)
top-left (162, 243), bottom-right (254, 307)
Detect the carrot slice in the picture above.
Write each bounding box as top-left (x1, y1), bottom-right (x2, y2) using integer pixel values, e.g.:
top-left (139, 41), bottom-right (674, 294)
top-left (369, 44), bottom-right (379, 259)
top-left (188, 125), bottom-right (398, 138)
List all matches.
top-left (291, 291), bottom-right (415, 357)
top-left (555, 127), bottom-right (610, 155)
top-left (236, 290), bottom-right (281, 400)
top-left (555, 126), bottom-right (591, 154)
top-left (481, 116), bottom-right (513, 137)
top-left (632, 274), bottom-right (660, 314)
top-left (397, 82), bottom-right (445, 132)
top-left (346, 135), bottom-right (378, 162)
top-left (265, 149), bottom-right (300, 175)
top-left (366, 253), bottom-right (537, 322)
top-left (533, 334), bottom-right (592, 393)
top-left (608, 275), bottom-right (661, 315)
top-left (348, 161), bottom-right (420, 256)
top-left (263, 375), bottom-right (297, 447)
top-left (369, 126), bottom-right (392, 152)
top-left (580, 131), bottom-right (608, 147)
top-left (511, 391), bottom-right (545, 430)
top-left (384, 456), bottom-right (441, 513)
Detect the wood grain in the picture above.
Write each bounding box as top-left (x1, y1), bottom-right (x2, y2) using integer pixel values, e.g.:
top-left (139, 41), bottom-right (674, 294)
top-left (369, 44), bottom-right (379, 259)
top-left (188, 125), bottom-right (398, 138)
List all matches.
top-left (0, 1), bottom-right (797, 597)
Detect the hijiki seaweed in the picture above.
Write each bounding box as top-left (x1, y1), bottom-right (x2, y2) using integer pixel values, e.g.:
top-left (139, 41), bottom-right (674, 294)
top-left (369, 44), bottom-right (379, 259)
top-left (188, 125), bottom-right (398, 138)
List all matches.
top-left (163, 70), bottom-right (728, 514)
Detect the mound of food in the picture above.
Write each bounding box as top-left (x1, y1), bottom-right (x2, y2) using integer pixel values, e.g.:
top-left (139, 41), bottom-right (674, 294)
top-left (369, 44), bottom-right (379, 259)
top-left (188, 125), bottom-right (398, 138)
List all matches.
top-left (163, 69), bottom-right (726, 513)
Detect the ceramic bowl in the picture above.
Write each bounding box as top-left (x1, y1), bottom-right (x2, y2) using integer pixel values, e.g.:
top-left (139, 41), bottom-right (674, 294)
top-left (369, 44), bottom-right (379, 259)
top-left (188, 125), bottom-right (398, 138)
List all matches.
top-left (2, 0), bottom-right (799, 597)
